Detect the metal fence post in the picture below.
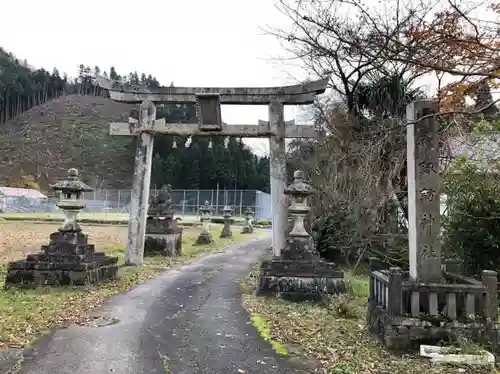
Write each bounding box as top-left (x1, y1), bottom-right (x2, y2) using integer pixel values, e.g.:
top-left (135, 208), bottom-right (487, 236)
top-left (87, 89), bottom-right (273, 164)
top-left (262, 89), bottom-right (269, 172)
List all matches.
top-left (211, 189), bottom-right (214, 214)
top-left (239, 190), bottom-right (243, 217)
top-left (182, 189), bottom-right (186, 216)
top-left (196, 190), bottom-right (200, 219)
top-left (215, 188), bottom-right (219, 217)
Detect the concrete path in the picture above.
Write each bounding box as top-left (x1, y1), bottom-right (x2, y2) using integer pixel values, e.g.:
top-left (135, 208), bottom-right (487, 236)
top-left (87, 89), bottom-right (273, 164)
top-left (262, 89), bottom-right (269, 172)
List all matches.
top-left (17, 234), bottom-right (315, 374)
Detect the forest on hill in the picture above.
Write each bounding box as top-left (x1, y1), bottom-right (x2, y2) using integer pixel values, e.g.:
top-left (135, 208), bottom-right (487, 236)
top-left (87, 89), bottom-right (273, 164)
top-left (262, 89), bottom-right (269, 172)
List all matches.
top-left (0, 48), bottom-right (270, 192)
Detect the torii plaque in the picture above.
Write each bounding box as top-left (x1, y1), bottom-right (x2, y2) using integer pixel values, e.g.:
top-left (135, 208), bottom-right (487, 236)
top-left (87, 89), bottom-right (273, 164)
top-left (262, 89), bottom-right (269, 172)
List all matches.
top-left (97, 77), bottom-right (328, 266)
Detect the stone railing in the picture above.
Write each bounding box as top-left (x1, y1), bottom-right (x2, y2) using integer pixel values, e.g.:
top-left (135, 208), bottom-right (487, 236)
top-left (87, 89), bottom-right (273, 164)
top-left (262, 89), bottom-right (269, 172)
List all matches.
top-left (370, 270), bottom-right (391, 312)
top-left (369, 258), bottom-right (498, 323)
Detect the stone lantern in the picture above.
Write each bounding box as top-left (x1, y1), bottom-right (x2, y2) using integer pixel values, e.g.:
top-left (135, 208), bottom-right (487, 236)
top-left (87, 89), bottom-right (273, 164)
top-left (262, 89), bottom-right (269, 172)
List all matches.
top-left (148, 185), bottom-right (173, 219)
top-left (257, 170), bottom-right (345, 301)
top-left (4, 168), bottom-right (119, 287)
top-left (50, 168), bottom-right (92, 233)
top-left (196, 201), bottom-right (213, 244)
top-left (220, 205), bottom-right (233, 238)
top-left (241, 206), bottom-right (254, 234)
top-left (283, 170), bottom-right (317, 261)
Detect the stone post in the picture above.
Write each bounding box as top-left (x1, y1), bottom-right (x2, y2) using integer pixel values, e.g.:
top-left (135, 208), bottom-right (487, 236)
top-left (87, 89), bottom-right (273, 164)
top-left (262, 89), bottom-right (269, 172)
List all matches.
top-left (406, 100), bottom-right (441, 282)
top-left (368, 257), bottom-right (380, 313)
top-left (196, 201), bottom-right (213, 244)
top-left (241, 207), bottom-right (254, 234)
top-left (388, 267), bottom-right (403, 317)
top-left (220, 205), bottom-right (233, 238)
top-left (482, 270), bottom-right (498, 322)
top-left (126, 100), bottom-right (156, 267)
top-left (269, 99), bottom-right (287, 257)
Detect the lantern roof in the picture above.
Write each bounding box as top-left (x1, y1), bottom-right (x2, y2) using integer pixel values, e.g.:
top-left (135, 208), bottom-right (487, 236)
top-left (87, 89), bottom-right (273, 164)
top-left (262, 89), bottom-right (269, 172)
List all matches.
top-left (285, 170), bottom-right (314, 196)
top-left (200, 201), bottom-right (212, 212)
top-left (50, 168), bottom-right (93, 192)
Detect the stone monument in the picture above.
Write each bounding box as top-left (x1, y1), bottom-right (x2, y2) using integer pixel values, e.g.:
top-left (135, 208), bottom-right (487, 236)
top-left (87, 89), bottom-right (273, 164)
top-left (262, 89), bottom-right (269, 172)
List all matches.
top-left (220, 205), bottom-right (233, 238)
top-left (367, 100), bottom-right (499, 350)
top-left (196, 201), bottom-right (213, 245)
top-left (144, 185), bottom-right (183, 256)
top-left (241, 207), bottom-right (254, 234)
top-left (4, 168), bottom-right (119, 287)
top-left (258, 170), bottom-right (345, 301)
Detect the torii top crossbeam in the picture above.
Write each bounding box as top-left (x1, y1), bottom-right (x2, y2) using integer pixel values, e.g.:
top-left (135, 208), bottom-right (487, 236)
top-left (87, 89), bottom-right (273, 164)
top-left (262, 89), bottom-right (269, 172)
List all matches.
top-left (95, 76), bottom-right (328, 105)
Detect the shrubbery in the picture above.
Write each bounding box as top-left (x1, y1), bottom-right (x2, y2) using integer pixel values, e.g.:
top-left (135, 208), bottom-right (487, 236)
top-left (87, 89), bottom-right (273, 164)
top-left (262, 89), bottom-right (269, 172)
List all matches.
top-left (442, 156), bottom-right (500, 275)
top-left (313, 199), bottom-right (408, 268)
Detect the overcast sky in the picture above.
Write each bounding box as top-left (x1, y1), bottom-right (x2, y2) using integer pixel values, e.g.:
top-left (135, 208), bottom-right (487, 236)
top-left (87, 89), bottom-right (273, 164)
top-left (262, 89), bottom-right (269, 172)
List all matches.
top-left (0, 0), bottom-right (319, 156)
top-left (1, 0), bottom-right (454, 157)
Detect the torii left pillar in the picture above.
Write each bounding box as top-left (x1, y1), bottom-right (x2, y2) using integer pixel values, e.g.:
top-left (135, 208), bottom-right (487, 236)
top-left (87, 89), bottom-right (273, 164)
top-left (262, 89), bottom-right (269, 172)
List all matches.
top-left (126, 100), bottom-right (156, 266)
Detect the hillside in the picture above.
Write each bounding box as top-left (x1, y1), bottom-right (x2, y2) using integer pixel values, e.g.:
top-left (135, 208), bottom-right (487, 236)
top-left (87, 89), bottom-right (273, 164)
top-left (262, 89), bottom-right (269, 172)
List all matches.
top-left (0, 50), bottom-right (270, 192)
top-left (0, 95), bottom-right (136, 189)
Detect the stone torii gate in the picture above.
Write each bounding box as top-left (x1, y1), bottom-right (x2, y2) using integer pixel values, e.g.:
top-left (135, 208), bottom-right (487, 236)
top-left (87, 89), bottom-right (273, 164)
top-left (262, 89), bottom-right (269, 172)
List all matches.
top-left (97, 77), bottom-right (328, 266)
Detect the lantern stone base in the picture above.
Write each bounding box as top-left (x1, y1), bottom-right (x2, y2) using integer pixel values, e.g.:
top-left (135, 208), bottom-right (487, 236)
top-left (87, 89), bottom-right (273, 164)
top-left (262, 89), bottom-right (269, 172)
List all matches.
top-left (145, 233), bottom-right (182, 256)
top-left (282, 236), bottom-right (317, 261)
top-left (195, 231), bottom-right (213, 245)
top-left (4, 230), bottom-right (119, 288)
top-left (220, 227), bottom-right (232, 238)
top-left (241, 226), bottom-right (253, 234)
top-left (144, 217), bottom-right (183, 256)
top-left (257, 257), bottom-right (346, 301)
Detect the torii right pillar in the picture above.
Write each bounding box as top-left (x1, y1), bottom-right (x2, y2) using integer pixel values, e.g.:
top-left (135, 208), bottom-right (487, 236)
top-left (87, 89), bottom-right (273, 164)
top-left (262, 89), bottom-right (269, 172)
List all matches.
top-left (268, 100), bottom-right (288, 258)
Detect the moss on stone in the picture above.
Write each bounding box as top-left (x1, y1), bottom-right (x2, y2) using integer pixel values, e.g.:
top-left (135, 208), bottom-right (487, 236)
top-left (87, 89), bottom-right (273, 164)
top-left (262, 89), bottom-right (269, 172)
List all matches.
top-left (250, 313), bottom-right (289, 356)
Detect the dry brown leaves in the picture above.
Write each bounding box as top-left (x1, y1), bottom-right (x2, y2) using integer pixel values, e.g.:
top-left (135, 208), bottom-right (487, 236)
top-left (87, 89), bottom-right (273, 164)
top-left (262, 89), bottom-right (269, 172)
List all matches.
top-left (242, 268), bottom-right (495, 374)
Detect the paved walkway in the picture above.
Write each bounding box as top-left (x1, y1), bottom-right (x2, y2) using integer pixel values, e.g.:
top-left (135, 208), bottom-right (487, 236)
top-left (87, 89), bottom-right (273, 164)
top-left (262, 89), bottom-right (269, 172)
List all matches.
top-left (17, 234), bottom-right (314, 374)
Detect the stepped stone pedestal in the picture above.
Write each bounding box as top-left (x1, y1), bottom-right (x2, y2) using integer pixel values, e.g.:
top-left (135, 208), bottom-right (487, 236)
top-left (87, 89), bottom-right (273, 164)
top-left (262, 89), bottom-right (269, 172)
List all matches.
top-left (258, 170), bottom-right (345, 301)
top-left (144, 185), bottom-right (183, 256)
top-left (4, 168), bottom-right (119, 288)
top-left (196, 201), bottom-right (213, 245)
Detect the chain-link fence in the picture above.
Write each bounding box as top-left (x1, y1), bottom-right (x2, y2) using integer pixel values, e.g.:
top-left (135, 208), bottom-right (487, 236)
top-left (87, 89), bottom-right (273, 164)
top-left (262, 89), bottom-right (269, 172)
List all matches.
top-left (0, 188), bottom-right (272, 220)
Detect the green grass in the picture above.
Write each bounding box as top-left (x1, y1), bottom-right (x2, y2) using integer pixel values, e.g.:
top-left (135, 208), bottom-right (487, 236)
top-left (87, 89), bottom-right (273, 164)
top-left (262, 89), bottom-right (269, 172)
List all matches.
top-left (0, 226), bottom-right (264, 348)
